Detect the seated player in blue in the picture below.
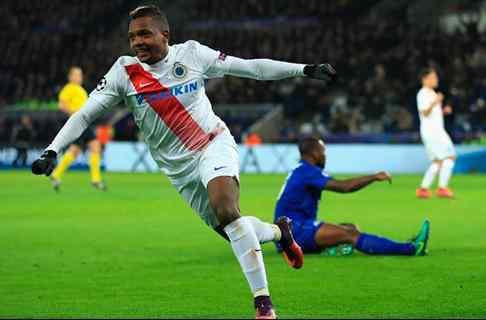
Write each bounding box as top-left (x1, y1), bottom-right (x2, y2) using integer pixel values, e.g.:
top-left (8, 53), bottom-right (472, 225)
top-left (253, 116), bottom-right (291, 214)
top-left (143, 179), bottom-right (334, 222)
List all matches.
top-left (274, 137), bottom-right (430, 256)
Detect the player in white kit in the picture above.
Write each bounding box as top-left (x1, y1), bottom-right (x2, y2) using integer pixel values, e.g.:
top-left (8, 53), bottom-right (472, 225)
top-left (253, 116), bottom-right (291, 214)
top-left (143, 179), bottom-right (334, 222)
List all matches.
top-left (31, 6), bottom-right (337, 319)
top-left (416, 68), bottom-right (455, 199)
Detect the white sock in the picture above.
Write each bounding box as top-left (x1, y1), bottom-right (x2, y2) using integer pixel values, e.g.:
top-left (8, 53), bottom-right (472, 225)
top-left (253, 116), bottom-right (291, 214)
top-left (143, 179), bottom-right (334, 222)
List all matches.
top-left (421, 163), bottom-right (440, 189)
top-left (241, 216), bottom-right (281, 244)
top-left (438, 159), bottom-right (454, 188)
top-left (224, 218), bottom-right (269, 297)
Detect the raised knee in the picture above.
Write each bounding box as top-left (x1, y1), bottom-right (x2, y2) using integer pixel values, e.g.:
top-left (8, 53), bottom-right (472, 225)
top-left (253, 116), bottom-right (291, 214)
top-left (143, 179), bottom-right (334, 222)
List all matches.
top-left (210, 197), bottom-right (240, 227)
top-left (347, 229), bottom-right (361, 244)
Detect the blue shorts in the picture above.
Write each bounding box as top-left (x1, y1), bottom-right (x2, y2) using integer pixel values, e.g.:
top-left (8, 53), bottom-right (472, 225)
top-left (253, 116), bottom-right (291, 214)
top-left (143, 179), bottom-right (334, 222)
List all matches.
top-left (276, 219), bottom-right (324, 253)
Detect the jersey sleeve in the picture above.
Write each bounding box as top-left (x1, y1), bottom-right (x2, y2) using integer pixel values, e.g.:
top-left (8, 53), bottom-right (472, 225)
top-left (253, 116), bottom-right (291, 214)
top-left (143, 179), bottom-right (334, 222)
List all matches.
top-left (88, 58), bottom-right (125, 108)
top-left (305, 170), bottom-right (332, 190)
top-left (190, 40), bottom-right (227, 79)
top-left (191, 41), bottom-right (305, 80)
top-left (417, 89), bottom-right (435, 112)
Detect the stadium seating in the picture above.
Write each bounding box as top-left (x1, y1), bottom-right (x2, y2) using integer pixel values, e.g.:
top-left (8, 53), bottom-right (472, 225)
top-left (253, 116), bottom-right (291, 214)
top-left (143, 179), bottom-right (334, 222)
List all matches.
top-left (1, 0), bottom-right (484, 143)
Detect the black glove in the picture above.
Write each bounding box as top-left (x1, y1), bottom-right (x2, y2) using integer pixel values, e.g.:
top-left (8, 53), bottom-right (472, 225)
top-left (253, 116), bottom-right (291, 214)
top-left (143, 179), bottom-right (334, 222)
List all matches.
top-left (303, 63), bottom-right (337, 84)
top-left (32, 150), bottom-right (57, 176)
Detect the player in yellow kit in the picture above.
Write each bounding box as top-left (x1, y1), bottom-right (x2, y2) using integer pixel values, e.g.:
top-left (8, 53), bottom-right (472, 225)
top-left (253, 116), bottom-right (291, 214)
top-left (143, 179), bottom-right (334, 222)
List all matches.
top-left (50, 66), bottom-right (106, 191)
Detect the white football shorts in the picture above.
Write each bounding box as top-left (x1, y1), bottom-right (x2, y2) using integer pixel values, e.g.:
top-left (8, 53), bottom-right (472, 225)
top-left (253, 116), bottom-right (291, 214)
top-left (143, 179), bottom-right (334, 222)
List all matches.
top-left (421, 129), bottom-right (456, 161)
top-left (168, 130), bottom-right (239, 228)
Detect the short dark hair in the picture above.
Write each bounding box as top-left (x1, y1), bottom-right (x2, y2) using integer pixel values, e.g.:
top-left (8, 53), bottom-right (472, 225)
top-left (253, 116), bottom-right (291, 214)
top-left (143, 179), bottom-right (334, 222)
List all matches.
top-left (129, 5), bottom-right (169, 31)
top-left (419, 67), bottom-right (436, 81)
top-left (298, 137), bottom-right (322, 156)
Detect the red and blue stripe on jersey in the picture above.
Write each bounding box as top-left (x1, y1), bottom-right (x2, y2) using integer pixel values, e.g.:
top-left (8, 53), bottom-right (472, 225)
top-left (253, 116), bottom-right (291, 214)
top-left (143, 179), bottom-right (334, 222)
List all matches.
top-left (125, 63), bottom-right (215, 152)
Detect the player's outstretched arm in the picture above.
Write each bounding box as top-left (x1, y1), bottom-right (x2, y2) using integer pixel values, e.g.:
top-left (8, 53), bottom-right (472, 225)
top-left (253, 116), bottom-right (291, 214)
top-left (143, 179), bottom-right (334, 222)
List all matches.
top-left (224, 57), bottom-right (337, 85)
top-left (31, 97), bottom-right (110, 176)
top-left (196, 41), bottom-right (337, 84)
top-left (324, 171), bottom-right (392, 193)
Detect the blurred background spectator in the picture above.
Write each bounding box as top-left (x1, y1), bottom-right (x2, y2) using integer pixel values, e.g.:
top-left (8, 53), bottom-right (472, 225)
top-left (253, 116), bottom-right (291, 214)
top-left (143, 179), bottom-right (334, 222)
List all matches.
top-left (10, 114), bottom-right (36, 167)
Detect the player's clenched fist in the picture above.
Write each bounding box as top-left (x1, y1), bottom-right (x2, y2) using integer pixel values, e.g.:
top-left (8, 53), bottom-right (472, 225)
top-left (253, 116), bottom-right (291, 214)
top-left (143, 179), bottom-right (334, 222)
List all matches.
top-left (303, 64), bottom-right (337, 85)
top-left (443, 104), bottom-right (453, 115)
top-left (374, 171), bottom-right (392, 184)
top-left (31, 150), bottom-right (57, 176)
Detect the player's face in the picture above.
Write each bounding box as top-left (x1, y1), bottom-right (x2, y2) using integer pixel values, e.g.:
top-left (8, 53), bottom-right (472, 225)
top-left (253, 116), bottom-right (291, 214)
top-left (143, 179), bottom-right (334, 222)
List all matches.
top-left (128, 17), bottom-right (169, 64)
top-left (424, 72), bottom-right (439, 89)
top-left (315, 140), bottom-right (326, 169)
top-left (68, 68), bottom-right (83, 85)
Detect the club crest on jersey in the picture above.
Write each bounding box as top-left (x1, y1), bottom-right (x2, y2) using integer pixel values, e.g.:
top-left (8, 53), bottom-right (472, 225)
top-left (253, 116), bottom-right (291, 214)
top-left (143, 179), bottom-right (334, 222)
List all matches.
top-left (218, 52), bottom-right (227, 61)
top-left (172, 62), bottom-right (187, 79)
top-left (96, 77), bottom-right (107, 91)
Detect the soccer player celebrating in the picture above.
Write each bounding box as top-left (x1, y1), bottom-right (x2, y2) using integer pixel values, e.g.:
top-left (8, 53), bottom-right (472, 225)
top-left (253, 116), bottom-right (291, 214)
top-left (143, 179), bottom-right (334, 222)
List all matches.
top-left (31, 6), bottom-right (337, 319)
top-left (50, 66), bottom-right (106, 191)
top-left (416, 68), bottom-right (456, 199)
top-left (274, 137), bottom-right (430, 256)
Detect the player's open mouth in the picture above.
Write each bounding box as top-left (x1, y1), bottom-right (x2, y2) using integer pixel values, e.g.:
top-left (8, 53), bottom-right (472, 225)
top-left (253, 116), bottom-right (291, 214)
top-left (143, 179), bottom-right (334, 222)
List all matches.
top-left (136, 48), bottom-right (151, 58)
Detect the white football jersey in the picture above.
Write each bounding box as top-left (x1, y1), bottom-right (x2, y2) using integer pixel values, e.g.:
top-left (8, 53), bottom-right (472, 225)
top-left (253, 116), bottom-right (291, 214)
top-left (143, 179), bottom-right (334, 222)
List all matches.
top-left (89, 41), bottom-right (234, 175)
top-left (417, 87), bottom-right (444, 136)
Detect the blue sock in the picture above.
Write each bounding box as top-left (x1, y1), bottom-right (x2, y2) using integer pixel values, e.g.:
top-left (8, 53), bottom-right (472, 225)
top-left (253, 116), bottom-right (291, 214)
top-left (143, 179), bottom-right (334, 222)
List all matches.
top-left (356, 233), bottom-right (415, 256)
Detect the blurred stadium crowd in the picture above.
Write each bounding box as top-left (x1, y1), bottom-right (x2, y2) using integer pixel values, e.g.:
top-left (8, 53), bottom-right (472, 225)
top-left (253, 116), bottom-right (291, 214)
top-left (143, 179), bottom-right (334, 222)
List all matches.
top-left (1, 0), bottom-right (485, 146)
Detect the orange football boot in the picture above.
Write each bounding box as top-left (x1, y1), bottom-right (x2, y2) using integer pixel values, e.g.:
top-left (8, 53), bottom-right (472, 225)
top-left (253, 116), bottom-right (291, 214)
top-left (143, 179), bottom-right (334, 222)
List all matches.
top-left (416, 188), bottom-right (432, 199)
top-left (436, 187), bottom-right (454, 198)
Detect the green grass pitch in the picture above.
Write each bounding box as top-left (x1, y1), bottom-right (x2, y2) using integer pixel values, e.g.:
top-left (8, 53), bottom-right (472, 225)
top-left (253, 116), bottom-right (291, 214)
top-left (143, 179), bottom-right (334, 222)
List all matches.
top-left (1, 171), bottom-right (485, 318)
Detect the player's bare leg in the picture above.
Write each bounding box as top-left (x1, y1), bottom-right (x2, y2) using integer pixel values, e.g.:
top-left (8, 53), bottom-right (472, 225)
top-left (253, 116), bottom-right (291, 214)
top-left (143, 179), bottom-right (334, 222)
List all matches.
top-left (88, 139), bottom-right (106, 191)
top-left (436, 156), bottom-right (455, 198)
top-left (314, 223), bottom-right (360, 248)
top-left (50, 144), bottom-right (81, 192)
top-left (314, 221), bottom-right (430, 256)
top-left (417, 160), bottom-right (441, 199)
top-left (207, 176), bottom-right (276, 319)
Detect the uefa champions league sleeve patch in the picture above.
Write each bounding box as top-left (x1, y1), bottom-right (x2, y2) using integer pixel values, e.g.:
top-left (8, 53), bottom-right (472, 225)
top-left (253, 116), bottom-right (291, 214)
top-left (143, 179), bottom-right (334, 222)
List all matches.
top-left (172, 62), bottom-right (187, 79)
top-left (96, 77), bottom-right (107, 91)
top-left (218, 52), bottom-right (227, 61)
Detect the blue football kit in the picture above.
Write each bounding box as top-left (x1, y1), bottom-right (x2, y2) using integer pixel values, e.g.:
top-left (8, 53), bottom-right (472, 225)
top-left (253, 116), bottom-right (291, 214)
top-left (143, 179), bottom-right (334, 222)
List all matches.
top-left (275, 160), bottom-right (418, 255)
